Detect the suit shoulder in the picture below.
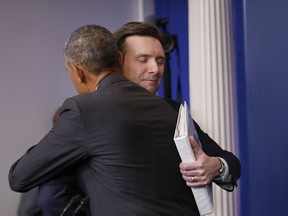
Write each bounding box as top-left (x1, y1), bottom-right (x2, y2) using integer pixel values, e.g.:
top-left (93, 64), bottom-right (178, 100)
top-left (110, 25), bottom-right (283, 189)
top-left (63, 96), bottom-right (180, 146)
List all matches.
top-left (163, 98), bottom-right (181, 111)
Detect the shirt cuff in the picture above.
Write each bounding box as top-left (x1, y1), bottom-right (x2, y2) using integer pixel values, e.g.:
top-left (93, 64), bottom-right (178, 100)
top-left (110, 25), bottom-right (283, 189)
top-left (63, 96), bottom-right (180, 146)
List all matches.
top-left (214, 157), bottom-right (229, 181)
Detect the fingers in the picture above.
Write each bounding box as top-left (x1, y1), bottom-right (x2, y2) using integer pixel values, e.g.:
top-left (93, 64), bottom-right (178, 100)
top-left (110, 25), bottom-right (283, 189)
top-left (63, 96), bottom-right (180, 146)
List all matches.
top-left (189, 136), bottom-right (205, 160)
top-left (180, 163), bottom-right (215, 187)
top-left (180, 136), bottom-right (210, 187)
top-left (180, 164), bottom-right (204, 186)
top-left (189, 136), bottom-right (199, 155)
top-left (182, 174), bottom-right (207, 187)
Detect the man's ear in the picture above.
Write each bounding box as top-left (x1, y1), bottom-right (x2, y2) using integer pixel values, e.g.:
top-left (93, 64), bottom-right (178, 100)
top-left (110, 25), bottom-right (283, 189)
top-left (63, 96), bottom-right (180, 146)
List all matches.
top-left (72, 65), bottom-right (84, 82)
top-left (118, 51), bottom-right (124, 66)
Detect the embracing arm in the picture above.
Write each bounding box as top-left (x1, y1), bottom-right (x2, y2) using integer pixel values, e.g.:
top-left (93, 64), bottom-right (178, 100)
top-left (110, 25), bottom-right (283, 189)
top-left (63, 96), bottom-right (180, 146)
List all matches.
top-left (9, 98), bottom-right (89, 192)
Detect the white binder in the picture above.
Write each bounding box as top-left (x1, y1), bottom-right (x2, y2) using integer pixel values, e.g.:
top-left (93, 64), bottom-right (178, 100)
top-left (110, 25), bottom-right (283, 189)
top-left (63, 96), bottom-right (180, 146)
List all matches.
top-left (174, 102), bottom-right (214, 216)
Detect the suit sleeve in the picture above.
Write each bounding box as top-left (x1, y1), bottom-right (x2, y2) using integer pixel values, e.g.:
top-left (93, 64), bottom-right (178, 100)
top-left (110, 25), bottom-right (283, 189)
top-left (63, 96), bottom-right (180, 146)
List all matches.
top-left (9, 98), bottom-right (90, 192)
top-left (37, 171), bottom-right (87, 216)
top-left (194, 121), bottom-right (241, 191)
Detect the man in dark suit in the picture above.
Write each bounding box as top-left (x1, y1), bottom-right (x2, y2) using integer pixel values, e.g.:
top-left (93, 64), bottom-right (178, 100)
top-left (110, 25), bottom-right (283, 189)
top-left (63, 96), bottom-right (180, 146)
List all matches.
top-left (34, 22), bottom-right (240, 216)
top-left (9, 24), bottom-right (207, 216)
top-left (114, 22), bottom-right (241, 190)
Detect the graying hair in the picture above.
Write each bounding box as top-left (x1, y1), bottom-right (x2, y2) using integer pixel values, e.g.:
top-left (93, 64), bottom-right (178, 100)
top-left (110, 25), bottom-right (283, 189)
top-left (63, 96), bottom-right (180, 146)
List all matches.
top-left (64, 25), bottom-right (118, 74)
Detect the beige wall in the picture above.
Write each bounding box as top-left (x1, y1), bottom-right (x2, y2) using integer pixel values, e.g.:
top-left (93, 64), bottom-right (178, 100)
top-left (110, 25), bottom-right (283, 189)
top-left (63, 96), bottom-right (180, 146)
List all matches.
top-left (0, 0), bottom-right (154, 215)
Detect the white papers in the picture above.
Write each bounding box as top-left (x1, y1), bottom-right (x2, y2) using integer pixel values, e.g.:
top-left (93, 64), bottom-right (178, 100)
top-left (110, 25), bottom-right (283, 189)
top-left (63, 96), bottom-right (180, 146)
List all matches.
top-left (174, 102), bottom-right (214, 215)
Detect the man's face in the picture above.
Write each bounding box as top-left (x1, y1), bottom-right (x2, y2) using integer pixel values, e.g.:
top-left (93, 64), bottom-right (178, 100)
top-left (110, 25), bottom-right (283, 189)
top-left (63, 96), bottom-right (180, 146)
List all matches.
top-left (120, 36), bottom-right (165, 94)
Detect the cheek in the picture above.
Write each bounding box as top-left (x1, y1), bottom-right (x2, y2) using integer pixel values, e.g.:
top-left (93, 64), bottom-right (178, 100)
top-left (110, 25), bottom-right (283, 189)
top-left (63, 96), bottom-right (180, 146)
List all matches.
top-left (122, 70), bottom-right (135, 81)
top-left (69, 74), bottom-right (76, 86)
top-left (158, 66), bottom-right (165, 78)
top-left (123, 65), bottom-right (144, 80)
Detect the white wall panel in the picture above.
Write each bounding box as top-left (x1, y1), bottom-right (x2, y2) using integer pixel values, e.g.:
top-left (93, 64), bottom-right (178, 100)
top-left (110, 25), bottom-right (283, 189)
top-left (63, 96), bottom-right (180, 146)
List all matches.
top-left (188, 0), bottom-right (239, 215)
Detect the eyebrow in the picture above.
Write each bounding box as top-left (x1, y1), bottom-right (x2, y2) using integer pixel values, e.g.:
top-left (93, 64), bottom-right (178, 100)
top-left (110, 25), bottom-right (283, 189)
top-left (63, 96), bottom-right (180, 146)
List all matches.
top-left (136, 53), bottom-right (165, 59)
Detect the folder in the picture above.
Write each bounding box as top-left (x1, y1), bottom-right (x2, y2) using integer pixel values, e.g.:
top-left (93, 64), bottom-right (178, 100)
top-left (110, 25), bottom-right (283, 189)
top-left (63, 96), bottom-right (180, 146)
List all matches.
top-left (174, 102), bottom-right (213, 215)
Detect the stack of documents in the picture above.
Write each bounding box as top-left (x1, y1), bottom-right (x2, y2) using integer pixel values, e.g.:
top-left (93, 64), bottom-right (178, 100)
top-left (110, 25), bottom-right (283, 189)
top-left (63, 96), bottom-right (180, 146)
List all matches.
top-left (174, 102), bottom-right (213, 216)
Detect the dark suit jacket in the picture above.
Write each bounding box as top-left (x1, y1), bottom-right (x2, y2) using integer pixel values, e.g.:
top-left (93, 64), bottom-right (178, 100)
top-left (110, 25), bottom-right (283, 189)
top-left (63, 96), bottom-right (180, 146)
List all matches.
top-left (9, 73), bottom-right (202, 216)
top-left (35, 98), bottom-right (241, 216)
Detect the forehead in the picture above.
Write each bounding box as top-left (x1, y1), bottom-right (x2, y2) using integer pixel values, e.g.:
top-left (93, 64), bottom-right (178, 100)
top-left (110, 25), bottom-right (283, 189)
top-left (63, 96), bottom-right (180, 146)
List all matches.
top-left (124, 35), bottom-right (164, 56)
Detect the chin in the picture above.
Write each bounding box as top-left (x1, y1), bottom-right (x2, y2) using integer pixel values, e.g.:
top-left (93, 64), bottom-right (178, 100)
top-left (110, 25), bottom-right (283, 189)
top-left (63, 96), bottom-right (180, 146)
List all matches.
top-left (148, 88), bottom-right (157, 94)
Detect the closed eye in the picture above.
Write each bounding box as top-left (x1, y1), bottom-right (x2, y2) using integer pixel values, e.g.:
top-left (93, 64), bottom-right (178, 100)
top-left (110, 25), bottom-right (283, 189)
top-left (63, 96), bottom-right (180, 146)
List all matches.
top-left (156, 57), bottom-right (165, 65)
top-left (138, 56), bottom-right (149, 63)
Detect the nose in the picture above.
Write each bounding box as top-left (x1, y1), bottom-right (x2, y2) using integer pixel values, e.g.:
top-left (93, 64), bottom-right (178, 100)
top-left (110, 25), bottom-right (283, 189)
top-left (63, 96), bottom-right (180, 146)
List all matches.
top-left (147, 59), bottom-right (159, 74)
